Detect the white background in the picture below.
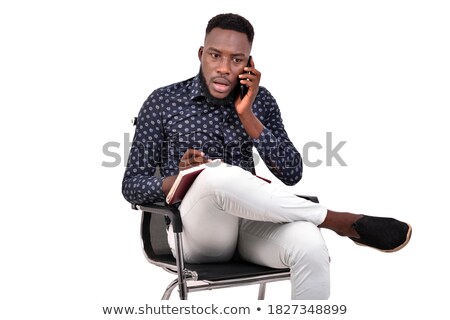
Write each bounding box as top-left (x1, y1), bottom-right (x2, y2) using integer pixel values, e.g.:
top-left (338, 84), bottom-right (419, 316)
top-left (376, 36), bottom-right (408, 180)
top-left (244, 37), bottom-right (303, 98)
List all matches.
top-left (1, 0), bottom-right (449, 319)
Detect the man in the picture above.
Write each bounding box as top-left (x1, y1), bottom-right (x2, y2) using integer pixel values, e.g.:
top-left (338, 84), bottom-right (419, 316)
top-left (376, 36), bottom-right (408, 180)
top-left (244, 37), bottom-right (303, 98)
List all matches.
top-left (122, 13), bottom-right (412, 299)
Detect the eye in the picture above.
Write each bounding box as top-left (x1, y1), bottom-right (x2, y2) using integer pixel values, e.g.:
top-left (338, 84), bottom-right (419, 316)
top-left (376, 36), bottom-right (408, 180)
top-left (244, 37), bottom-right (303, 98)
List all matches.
top-left (210, 53), bottom-right (220, 59)
top-left (232, 57), bottom-right (243, 63)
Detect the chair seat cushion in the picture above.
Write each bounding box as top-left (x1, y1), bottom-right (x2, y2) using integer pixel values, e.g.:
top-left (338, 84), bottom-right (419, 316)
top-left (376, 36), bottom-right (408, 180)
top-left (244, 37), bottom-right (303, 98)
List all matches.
top-left (187, 261), bottom-right (290, 281)
top-left (152, 255), bottom-right (290, 281)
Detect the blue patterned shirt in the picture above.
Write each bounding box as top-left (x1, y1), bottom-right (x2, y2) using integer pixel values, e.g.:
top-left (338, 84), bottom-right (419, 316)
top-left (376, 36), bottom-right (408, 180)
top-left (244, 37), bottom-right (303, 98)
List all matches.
top-left (122, 74), bottom-right (302, 204)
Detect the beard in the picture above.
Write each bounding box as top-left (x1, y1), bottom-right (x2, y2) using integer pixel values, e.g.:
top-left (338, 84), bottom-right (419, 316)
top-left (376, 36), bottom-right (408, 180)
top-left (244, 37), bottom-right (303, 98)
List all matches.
top-left (198, 67), bottom-right (238, 107)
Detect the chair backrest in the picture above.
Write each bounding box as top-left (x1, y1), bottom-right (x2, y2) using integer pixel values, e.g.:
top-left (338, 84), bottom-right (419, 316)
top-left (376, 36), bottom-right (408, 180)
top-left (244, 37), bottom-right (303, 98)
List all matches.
top-left (141, 211), bottom-right (173, 262)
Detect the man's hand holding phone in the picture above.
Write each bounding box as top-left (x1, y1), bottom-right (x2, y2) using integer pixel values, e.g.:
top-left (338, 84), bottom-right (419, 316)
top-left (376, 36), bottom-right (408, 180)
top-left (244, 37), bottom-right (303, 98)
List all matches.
top-left (239, 56), bottom-right (252, 99)
top-left (234, 56), bottom-right (264, 139)
top-left (235, 56), bottom-right (261, 115)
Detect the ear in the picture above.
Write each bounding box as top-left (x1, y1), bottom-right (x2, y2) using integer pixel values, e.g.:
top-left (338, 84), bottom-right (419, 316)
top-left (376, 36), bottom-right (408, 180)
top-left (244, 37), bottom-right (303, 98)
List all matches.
top-left (198, 46), bottom-right (204, 61)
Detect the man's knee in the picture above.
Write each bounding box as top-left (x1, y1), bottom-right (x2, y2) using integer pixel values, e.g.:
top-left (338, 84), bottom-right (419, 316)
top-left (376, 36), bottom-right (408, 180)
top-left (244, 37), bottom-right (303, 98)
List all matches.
top-left (284, 222), bottom-right (330, 268)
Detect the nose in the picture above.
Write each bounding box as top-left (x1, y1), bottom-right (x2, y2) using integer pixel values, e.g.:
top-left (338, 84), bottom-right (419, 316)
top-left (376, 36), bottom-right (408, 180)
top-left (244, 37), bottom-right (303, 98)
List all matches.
top-left (216, 57), bottom-right (231, 75)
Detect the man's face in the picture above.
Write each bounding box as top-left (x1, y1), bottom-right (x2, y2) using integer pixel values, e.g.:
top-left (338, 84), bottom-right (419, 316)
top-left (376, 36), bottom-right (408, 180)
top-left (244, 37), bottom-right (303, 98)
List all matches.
top-left (199, 28), bottom-right (251, 100)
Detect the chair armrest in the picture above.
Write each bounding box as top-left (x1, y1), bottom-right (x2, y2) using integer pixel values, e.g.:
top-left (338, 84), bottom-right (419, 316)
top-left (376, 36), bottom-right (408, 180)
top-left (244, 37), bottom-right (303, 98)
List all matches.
top-left (133, 203), bottom-right (183, 233)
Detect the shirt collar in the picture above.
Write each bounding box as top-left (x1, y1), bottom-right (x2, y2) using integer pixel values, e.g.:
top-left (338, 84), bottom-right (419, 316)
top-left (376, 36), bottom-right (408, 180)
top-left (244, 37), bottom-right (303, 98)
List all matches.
top-left (189, 73), bottom-right (206, 101)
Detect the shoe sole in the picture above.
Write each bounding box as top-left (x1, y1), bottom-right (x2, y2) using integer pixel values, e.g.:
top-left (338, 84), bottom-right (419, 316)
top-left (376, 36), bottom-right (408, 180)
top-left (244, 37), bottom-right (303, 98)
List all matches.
top-left (351, 223), bottom-right (412, 253)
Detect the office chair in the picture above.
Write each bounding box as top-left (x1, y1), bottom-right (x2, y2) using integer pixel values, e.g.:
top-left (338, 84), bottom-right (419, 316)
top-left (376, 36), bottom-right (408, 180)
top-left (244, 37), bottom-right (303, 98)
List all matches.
top-left (130, 117), bottom-right (320, 300)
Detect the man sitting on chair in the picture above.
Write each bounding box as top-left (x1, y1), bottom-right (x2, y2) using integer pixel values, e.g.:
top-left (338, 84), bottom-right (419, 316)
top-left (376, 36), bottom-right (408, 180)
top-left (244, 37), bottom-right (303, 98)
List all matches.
top-left (122, 13), bottom-right (412, 299)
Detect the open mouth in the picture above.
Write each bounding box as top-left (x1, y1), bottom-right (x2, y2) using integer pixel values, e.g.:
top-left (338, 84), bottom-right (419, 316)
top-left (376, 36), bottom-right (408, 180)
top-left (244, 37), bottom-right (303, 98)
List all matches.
top-left (211, 78), bottom-right (231, 93)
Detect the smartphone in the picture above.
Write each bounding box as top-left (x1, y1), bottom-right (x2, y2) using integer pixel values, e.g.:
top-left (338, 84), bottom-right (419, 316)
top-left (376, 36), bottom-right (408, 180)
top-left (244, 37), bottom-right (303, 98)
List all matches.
top-left (239, 56), bottom-right (252, 99)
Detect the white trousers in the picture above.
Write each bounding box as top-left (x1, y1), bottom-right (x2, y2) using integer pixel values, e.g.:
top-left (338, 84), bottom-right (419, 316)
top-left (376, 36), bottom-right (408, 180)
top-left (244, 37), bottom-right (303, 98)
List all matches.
top-left (167, 163), bottom-right (330, 299)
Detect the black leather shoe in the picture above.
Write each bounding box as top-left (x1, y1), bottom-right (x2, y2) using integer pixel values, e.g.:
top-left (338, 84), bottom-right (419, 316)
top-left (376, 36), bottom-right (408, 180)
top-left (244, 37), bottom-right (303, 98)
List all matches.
top-left (350, 216), bottom-right (412, 252)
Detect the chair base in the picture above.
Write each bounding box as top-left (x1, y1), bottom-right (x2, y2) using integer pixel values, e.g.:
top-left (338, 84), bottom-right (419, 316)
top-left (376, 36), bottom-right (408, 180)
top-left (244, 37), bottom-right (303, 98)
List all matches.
top-left (162, 271), bottom-right (291, 300)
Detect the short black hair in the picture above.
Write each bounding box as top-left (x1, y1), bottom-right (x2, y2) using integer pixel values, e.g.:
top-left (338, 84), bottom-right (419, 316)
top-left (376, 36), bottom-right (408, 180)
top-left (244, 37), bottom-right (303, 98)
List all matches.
top-left (206, 13), bottom-right (254, 44)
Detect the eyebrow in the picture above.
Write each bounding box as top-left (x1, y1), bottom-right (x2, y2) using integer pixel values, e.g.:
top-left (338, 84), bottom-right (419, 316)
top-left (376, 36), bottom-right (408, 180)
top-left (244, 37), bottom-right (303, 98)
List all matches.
top-left (207, 47), bottom-right (246, 57)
